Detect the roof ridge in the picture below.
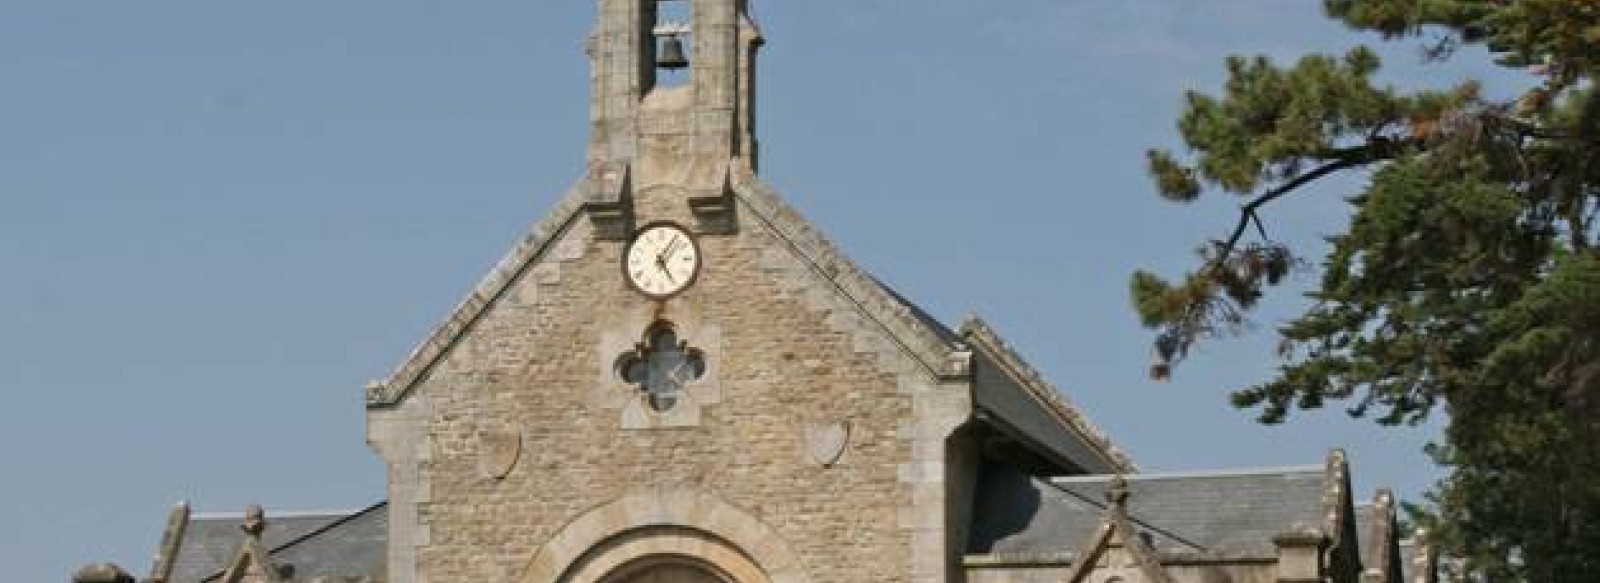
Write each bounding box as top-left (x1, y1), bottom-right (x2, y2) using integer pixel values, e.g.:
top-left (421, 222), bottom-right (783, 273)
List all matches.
top-left (1050, 464), bottom-right (1325, 482)
top-left (263, 501), bottom-right (387, 556)
top-left (189, 507), bottom-right (375, 520)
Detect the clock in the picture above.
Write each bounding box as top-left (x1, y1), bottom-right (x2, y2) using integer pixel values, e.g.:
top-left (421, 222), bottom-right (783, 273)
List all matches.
top-left (623, 222), bottom-right (701, 299)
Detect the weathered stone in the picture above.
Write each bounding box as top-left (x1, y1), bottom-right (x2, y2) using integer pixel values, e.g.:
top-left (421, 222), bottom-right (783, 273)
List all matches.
top-left (72, 563), bottom-right (133, 583)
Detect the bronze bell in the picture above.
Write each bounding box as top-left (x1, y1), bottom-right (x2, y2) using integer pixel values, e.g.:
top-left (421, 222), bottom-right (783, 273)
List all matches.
top-left (657, 35), bottom-right (689, 70)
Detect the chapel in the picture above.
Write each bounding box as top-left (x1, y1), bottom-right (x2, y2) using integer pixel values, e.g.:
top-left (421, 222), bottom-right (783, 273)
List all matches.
top-left (73, 2), bottom-right (1436, 582)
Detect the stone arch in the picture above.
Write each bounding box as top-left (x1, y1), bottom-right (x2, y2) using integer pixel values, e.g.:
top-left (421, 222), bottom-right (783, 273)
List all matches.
top-left (600, 555), bottom-right (734, 583)
top-left (566, 528), bottom-right (760, 583)
top-left (524, 488), bottom-right (810, 583)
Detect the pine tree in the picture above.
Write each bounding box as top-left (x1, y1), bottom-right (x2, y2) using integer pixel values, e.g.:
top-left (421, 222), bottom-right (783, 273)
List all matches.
top-left (1132, 1), bottom-right (1600, 579)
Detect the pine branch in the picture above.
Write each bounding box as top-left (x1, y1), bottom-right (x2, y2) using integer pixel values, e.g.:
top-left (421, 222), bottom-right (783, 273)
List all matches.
top-left (1207, 139), bottom-right (1415, 273)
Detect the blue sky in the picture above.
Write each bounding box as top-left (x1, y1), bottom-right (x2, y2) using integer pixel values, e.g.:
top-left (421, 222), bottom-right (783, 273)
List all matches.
top-left (1, 2), bottom-right (1513, 579)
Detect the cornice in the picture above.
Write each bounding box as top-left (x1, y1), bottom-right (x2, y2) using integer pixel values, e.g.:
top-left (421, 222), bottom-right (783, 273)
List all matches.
top-left (959, 316), bottom-right (1136, 472)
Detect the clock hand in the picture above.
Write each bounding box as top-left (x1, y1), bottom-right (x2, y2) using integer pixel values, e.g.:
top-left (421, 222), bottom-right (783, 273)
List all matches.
top-left (660, 236), bottom-right (683, 261)
top-left (656, 257), bottom-right (676, 284)
top-left (653, 245), bottom-right (672, 272)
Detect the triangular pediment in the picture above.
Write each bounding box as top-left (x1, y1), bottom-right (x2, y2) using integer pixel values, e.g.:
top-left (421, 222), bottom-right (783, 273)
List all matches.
top-left (1060, 525), bottom-right (1172, 583)
top-left (366, 159), bottom-right (968, 407)
top-left (218, 546), bottom-right (282, 583)
top-left (216, 508), bottom-right (286, 583)
top-left (1060, 478), bottom-right (1174, 583)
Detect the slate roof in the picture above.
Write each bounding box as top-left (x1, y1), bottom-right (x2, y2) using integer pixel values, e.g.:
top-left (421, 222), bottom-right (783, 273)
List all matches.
top-left (164, 503), bottom-right (387, 582)
top-left (874, 281), bottom-right (1136, 473)
top-left (969, 463), bottom-right (1328, 558)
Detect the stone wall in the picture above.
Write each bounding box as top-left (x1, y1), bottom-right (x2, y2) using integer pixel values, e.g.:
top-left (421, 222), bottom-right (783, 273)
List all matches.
top-left (369, 178), bottom-right (968, 583)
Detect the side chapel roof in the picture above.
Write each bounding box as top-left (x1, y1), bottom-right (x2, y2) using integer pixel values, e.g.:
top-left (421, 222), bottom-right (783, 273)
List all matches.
top-left (159, 503), bottom-right (387, 583)
top-left (968, 463), bottom-right (1332, 559)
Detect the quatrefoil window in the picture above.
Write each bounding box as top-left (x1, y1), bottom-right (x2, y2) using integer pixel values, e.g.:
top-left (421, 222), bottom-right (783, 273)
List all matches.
top-left (617, 323), bottom-right (706, 412)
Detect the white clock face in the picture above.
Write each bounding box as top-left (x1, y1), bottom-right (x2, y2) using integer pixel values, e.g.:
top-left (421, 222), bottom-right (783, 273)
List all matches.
top-left (624, 223), bottom-right (701, 298)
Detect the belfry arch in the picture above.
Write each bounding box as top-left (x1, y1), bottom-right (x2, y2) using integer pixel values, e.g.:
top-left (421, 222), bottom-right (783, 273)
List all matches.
top-left (524, 488), bottom-right (810, 583)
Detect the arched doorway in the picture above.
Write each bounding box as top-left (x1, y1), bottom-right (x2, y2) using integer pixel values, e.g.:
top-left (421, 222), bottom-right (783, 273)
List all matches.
top-left (552, 528), bottom-right (769, 583)
top-left (525, 489), bottom-right (808, 583)
top-left (601, 557), bottom-right (731, 583)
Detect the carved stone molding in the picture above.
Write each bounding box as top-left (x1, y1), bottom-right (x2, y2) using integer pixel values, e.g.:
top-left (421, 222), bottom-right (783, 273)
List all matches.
top-left (596, 304), bottom-right (723, 430)
top-left (522, 488), bottom-right (810, 583)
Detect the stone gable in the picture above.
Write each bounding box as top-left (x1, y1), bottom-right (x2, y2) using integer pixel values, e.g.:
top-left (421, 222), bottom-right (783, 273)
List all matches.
top-left (368, 171), bottom-right (972, 583)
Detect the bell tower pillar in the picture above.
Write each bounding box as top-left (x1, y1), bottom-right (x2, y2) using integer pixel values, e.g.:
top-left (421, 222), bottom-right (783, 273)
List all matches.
top-left (583, 0), bottom-right (764, 237)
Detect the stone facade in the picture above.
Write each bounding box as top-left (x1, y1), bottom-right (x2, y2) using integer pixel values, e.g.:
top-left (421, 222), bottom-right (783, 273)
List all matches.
top-left (367, 182), bottom-right (970, 583)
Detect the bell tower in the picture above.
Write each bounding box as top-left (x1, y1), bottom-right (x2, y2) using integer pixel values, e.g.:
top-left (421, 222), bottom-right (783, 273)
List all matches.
top-left (583, 0), bottom-right (764, 237)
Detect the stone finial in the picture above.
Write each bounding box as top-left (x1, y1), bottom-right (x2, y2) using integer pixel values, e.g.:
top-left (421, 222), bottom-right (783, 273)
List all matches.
top-left (1360, 488), bottom-right (1401, 583)
top-left (1411, 528), bottom-right (1439, 583)
top-left (364, 380), bottom-right (387, 404)
top-left (72, 562), bottom-right (134, 583)
top-left (1321, 448), bottom-right (1358, 577)
top-left (220, 505), bottom-right (288, 583)
top-left (242, 504), bottom-right (267, 538)
top-left (1107, 474), bottom-right (1131, 508)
